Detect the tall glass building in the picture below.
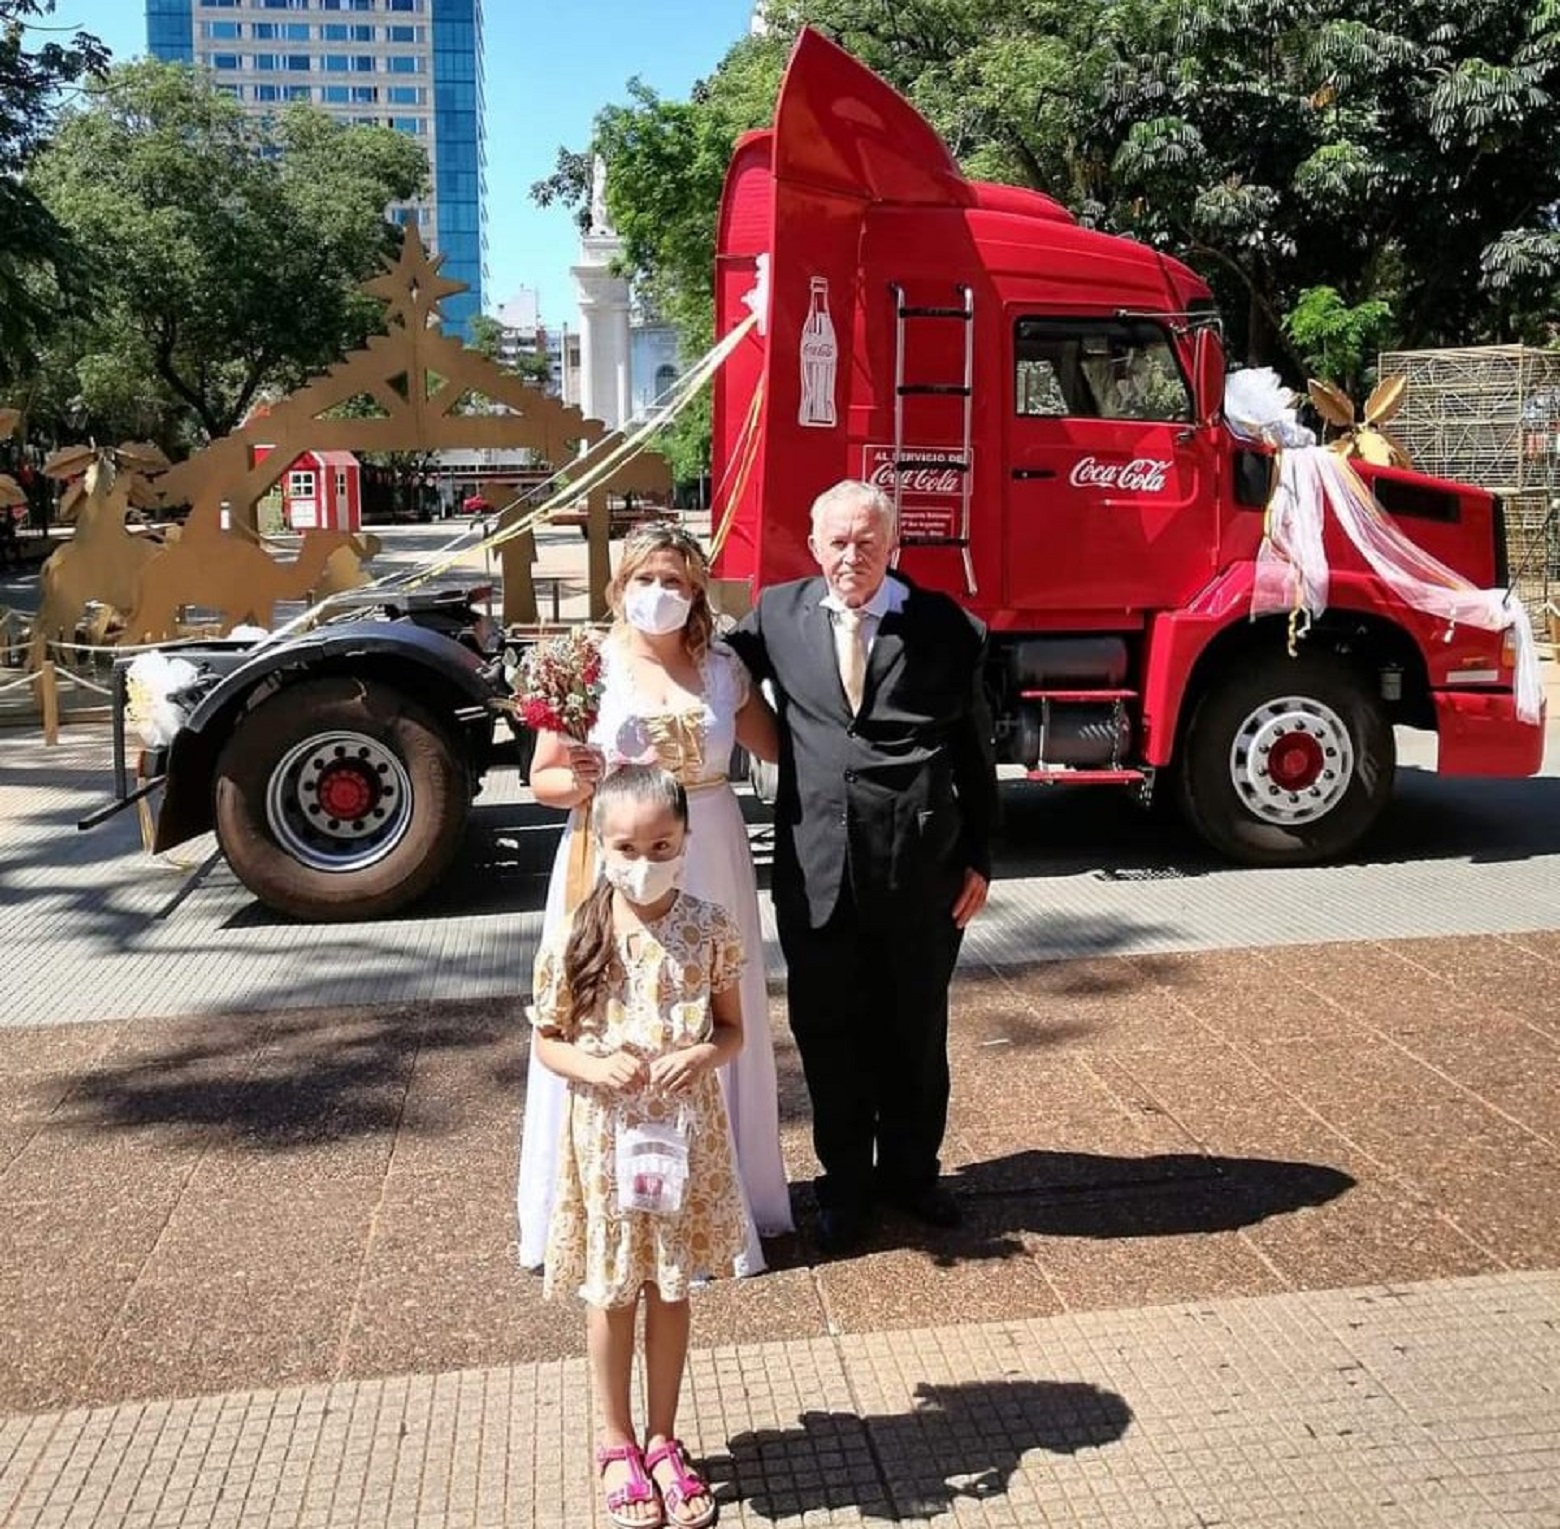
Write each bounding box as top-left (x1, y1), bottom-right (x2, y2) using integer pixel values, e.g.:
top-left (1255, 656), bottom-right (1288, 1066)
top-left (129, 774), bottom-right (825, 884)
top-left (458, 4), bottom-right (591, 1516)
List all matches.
top-left (147, 0), bottom-right (487, 333)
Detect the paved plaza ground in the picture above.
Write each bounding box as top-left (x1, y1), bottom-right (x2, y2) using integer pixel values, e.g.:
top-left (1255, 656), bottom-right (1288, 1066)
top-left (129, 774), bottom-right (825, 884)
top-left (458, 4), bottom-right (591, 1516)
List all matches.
top-left (0, 552), bottom-right (1556, 1524)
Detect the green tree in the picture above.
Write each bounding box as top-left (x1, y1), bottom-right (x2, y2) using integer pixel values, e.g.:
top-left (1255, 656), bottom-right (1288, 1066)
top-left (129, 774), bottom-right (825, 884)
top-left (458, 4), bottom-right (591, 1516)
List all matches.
top-left (1282, 286), bottom-right (1394, 395)
top-left (468, 312), bottom-right (553, 389)
top-left (531, 36), bottom-right (787, 488)
top-left (0, 0), bottom-right (108, 390)
top-left (541, 0), bottom-right (1560, 463)
top-left (1095, 0), bottom-right (1560, 358)
top-left (28, 59), bottom-right (428, 446)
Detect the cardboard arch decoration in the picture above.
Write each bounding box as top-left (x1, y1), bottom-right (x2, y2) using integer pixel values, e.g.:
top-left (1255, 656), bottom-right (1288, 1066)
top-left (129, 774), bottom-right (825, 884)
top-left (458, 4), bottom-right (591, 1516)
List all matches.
top-left (140, 226), bottom-right (671, 632)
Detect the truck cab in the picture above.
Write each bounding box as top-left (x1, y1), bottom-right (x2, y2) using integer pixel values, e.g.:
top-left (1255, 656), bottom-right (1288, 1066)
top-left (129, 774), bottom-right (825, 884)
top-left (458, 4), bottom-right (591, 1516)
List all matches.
top-left (712, 28), bottom-right (1542, 864)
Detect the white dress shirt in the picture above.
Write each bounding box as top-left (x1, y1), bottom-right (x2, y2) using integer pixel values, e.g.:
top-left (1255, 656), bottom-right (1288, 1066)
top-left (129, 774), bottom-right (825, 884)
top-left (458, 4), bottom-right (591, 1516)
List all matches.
top-left (820, 573), bottom-right (909, 664)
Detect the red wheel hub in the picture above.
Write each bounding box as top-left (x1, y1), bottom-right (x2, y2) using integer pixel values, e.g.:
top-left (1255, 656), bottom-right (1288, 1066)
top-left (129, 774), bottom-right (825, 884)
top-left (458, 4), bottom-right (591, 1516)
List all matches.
top-left (1267, 731), bottom-right (1325, 791)
top-left (316, 762), bottom-right (377, 821)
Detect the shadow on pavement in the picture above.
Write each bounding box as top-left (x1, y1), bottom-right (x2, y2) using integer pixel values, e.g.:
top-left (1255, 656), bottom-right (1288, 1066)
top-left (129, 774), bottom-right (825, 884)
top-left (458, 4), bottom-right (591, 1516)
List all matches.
top-left (707, 1378), bottom-right (1132, 1521)
top-left (44, 993), bottom-right (818, 1146)
top-left (49, 1001), bottom-right (511, 1148)
top-left (930, 1149), bottom-right (1355, 1264)
top-left (992, 765), bottom-right (1560, 877)
top-left (765, 1149), bottom-right (1355, 1273)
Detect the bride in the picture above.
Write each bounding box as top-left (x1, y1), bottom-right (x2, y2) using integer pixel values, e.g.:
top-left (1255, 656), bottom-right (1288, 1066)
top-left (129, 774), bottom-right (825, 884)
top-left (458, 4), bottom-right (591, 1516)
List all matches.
top-left (516, 521), bottom-right (794, 1273)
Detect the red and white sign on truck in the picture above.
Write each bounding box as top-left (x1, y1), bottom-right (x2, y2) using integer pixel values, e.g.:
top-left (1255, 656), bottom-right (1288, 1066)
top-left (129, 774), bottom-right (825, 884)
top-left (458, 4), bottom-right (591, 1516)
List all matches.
top-left (711, 28), bottom-right (1546, 865)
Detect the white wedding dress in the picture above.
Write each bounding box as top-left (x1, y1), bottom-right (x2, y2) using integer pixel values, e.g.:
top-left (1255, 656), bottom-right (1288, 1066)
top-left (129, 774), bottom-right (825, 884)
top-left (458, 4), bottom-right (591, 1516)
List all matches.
top-left (516, 635), bottom-right (794, 1274)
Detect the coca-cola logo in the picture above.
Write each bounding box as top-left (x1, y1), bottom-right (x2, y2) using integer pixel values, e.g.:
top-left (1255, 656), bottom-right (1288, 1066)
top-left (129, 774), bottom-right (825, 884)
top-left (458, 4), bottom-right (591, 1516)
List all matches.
top-left (864, 462), bottom-right (963, 495)
top-left (860, 445), bottom-right (968, 499)
top-left (1068, 456), bottom-right (1172, 492)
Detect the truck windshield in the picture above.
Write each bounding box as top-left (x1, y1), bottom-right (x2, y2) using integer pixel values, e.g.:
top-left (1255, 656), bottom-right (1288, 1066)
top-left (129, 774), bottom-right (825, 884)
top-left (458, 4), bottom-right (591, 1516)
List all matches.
top-left (1015, 317), bottom-right (1193, 424)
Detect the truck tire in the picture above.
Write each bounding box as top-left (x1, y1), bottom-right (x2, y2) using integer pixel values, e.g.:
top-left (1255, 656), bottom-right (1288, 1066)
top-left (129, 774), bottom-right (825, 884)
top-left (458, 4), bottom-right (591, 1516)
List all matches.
top-left (1176, 651), bottom-right (1393, 865)
top-left (213, 676), bottom-right (469, 921)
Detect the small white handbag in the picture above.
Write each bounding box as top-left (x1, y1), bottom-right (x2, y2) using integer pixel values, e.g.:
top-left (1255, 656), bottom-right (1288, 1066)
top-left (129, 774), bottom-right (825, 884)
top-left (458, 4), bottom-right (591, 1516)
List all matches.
top-left (614, 1105), bottom-right (693, 1216)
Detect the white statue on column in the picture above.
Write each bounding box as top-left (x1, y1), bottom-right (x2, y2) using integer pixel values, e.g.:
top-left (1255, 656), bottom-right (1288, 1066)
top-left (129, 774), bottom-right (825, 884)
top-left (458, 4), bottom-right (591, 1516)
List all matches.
top-left (573, 154), bottom-right (632, 429)
top-left (589, 154), bottom-right (611, 235)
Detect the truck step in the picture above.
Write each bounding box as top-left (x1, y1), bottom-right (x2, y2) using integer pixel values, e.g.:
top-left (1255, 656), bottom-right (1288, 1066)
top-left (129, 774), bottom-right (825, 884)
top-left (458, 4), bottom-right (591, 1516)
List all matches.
top-left (1019, 688), bottom-right (1139, 702)
top-left (898, 304), bottom-right (971, 320)
top-left (1024, 767), bottom-right (1146, 784)
top-left (897, 383), bottom-right (972, 396)
top-left (900, 534), bottom-right (970, 547)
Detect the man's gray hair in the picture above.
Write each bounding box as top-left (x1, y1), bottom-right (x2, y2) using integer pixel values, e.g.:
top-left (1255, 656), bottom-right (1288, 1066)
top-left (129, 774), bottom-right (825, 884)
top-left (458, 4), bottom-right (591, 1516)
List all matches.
top-left (809, 479), bottom-right (899, 540)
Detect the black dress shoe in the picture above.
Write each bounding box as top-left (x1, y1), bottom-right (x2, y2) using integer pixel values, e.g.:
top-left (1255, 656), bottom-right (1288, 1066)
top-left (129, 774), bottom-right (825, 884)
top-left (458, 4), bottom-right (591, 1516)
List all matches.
top-left (881, 1184), bottom-right (963, 1229)
top-left (815, 1203), bottom-right (870, 1255)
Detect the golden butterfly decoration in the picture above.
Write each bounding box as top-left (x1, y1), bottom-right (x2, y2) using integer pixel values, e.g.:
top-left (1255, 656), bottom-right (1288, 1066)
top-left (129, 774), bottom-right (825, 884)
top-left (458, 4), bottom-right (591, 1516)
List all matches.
top-left (1307, 376), bottom-right (1413, 469)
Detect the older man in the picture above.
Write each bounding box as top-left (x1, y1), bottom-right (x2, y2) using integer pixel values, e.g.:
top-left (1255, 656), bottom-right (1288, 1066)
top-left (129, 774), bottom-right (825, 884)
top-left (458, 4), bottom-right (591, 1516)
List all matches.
top-left (729, 480), bottom-right (996, 1253)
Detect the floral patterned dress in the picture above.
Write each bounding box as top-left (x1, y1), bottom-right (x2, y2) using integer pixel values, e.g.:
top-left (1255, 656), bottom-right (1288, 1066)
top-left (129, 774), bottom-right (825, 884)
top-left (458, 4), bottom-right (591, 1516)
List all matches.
top-left (517, 637), bottom-right (794, 1276)
top-left (532, 891), bottom-right (751, 1309)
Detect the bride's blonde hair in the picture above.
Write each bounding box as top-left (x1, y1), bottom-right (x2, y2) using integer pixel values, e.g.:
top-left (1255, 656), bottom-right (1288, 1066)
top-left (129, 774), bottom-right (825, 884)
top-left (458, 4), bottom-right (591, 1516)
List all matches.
top-left (608, 522), bottom-right (716, 659)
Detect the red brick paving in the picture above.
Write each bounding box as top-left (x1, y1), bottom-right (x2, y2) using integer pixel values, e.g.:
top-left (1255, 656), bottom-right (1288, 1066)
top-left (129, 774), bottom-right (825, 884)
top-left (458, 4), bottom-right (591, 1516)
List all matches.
top-left (0, 931), bottom-right (1556, 1412)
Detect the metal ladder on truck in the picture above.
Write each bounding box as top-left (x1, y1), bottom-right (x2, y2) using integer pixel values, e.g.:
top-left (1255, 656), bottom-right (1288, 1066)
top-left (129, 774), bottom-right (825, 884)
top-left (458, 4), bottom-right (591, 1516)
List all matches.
top-left (888, 282), bottom-right (977, 595)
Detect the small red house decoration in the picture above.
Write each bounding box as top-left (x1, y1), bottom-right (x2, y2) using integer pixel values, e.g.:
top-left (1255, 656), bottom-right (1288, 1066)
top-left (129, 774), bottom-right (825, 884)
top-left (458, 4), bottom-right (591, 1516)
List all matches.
top-left (252, 445), bottom-right (362, 533)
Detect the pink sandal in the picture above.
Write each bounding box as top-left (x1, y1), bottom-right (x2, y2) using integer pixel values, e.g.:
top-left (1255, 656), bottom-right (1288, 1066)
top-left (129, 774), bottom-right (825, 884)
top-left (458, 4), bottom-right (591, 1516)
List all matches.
top-left (645, 1438), bottom-right (718, 1529)
top-left (596, 1441), bottom-right (663, 1529)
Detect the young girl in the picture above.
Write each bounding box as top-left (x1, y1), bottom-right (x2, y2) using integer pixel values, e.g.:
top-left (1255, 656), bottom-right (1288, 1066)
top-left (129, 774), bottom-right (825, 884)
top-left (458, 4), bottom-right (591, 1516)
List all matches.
top-left (519, 521), bottom-right (792, 1277)
top-left (531, 763), bottom-right (746, 1529)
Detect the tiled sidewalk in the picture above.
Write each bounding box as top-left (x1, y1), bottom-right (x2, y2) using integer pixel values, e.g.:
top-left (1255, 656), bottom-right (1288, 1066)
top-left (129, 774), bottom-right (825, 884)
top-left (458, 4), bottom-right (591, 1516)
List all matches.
top-left (2, 1272), bottom-right (1556, 1529)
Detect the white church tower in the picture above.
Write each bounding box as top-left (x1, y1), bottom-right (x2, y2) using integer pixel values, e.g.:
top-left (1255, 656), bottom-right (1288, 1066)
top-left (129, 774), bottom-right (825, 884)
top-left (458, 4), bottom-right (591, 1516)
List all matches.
top-left (571, 157), bottom-right (632, 430)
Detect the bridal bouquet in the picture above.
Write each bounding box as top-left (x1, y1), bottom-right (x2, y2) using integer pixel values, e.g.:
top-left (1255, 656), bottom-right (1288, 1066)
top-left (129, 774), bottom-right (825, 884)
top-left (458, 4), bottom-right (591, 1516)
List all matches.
top-left (513, 627), bottom-right (604, 741)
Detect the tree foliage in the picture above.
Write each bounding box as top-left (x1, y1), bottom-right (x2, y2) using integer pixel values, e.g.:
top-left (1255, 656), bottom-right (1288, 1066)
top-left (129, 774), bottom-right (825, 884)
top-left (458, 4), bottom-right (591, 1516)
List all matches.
top-left (540, 0), bottom-right (1559, 438)
top-left (0, 0), bottom-right (108, 388)
top-left (26, 59), bottom-right (428, 448)
top-left (468, 313), bottom-right (553, 388)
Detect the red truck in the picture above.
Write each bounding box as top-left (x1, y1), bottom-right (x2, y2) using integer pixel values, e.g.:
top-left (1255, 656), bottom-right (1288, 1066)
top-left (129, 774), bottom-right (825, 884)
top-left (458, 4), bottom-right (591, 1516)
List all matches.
top-left (96, 28), bottom-right (1544, 921)
top-left (709, 28), bottom-right (1545, 865)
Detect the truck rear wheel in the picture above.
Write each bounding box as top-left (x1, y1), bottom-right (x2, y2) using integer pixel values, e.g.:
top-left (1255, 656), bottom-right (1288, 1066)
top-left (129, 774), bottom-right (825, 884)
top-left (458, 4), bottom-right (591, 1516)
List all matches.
top-left (1176, 652), bottom-right (1393, 865)
top-left (213, 676), bottom-right (469, 921)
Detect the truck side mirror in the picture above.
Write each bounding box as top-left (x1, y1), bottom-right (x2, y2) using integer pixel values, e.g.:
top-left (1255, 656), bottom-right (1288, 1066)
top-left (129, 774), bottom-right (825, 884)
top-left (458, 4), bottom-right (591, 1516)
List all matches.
top-left (1193, 327), bottom-right (1225, 428)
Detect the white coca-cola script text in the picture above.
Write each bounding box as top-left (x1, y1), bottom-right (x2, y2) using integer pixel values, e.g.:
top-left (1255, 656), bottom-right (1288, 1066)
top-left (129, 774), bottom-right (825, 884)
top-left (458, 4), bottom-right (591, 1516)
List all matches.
top-left (1067, 456), bottom-right (1172, 492)
top-left (864, 461), bottom-right (964, 496)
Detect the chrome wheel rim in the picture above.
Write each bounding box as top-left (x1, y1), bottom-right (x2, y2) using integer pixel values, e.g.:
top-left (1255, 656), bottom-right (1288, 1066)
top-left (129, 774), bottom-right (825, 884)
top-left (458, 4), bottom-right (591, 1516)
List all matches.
top-left (265, 730), bottom-right (413, 873)
top-left (1229, 696), bottom-right (1354, 827)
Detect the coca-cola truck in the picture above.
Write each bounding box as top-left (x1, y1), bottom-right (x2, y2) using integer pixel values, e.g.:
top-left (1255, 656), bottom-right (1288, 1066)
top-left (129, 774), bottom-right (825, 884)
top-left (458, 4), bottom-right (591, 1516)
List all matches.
top-left (709, 28), bottom-right (1546, 865)
top-left (95, 28), bottom-right (1545, 922)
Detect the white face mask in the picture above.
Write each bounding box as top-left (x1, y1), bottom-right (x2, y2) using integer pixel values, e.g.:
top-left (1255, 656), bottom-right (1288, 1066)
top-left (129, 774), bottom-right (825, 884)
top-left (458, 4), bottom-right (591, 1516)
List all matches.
top-left (602, 851), bottom-right (685, 905)
top-left (624, 583), bottom-right (693, 635)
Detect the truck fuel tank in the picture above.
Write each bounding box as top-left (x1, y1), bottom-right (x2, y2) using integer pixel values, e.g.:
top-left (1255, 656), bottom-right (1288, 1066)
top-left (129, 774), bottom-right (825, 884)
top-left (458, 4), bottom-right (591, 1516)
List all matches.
top-left (1005, 635), bottom-right (1130, 689)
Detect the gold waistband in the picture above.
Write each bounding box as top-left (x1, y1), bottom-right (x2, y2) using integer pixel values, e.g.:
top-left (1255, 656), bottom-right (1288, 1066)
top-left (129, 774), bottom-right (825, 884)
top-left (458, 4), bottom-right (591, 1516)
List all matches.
top-left (684, 774), bottom-right (729, 794)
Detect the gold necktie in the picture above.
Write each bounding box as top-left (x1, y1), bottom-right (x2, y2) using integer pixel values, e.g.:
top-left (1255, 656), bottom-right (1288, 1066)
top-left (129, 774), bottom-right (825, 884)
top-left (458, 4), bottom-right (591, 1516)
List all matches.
top-left (835, 607), bottom-right (867, 713)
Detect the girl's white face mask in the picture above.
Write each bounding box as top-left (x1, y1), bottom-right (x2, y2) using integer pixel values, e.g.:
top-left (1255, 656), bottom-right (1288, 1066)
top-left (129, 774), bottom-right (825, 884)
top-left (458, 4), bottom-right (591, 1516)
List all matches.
top-left (603, 851), bottom-right (685, 905)
top-left (624, 583), bottom-right (693, 635)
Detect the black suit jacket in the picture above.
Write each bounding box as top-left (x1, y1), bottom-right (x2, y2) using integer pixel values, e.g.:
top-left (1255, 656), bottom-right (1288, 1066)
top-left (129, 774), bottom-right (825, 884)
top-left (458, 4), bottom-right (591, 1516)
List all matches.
top-left (730, 574), bottom-right (997, 929)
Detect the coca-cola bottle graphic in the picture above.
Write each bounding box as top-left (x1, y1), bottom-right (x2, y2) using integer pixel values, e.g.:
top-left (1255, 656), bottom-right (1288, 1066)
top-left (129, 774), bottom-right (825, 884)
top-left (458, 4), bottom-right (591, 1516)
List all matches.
top-left (799, 276), bottom-right (838, 428)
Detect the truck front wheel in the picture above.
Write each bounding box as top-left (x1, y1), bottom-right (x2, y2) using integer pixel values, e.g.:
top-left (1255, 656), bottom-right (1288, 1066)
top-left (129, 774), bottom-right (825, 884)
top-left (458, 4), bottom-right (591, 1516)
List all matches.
top-left (213, 676), bottom-right (469, 921)
top-left (1176, 652), bottom-right (1394, 865)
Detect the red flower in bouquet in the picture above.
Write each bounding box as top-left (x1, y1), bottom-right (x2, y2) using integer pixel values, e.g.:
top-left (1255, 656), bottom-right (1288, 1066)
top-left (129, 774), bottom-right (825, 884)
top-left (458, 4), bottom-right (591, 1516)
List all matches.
top-left (515, 627), bottom-right (604, 741)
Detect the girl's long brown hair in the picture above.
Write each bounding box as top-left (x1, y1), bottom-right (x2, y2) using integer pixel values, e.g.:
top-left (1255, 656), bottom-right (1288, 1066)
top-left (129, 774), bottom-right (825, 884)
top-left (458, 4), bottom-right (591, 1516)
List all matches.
top-left (608, 522), bottom-right (716, 660)
top-left (562, 765), bottom-right (690, 1033)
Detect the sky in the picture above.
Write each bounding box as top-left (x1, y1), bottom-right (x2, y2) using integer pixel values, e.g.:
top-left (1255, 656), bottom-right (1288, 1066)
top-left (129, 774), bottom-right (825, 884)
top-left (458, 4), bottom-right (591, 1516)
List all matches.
top-left (45, 0), bottom-right (760, 326)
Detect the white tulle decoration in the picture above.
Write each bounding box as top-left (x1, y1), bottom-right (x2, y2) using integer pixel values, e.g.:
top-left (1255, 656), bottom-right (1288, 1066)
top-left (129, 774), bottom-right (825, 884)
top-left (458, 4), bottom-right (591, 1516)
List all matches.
top-left (228, 624), bottom-right (269, 643)
top-left (1251, 447), bottom-right (1543, 725)
top-left (124, 650), bottom-right (200, 749)
top-left (1225, 367), bottom-right (1317, 448)
top-left (740, 251), bottom-right (771, 337)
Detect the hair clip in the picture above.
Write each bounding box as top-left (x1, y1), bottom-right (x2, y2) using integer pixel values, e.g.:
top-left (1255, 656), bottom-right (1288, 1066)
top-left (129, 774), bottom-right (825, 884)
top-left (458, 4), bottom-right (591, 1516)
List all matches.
top-left (627, 521), bottom-right (708, 563)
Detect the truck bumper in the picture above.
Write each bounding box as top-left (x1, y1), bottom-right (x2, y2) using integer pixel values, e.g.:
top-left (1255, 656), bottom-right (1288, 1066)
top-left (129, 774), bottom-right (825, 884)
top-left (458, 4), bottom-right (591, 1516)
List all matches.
top-left (1434, 690), bottom-right (1547, 776)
